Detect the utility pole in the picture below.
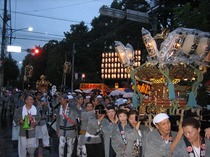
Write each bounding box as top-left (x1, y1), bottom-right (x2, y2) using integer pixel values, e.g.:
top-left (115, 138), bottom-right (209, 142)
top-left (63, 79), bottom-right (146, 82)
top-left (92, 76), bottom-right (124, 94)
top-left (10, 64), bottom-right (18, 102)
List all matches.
top-left (71, 43), bottom-right (76, 93)
top-left (63, 53), bottom-right (67, 93)
top-left (0, 0), bottom-right (8, 87)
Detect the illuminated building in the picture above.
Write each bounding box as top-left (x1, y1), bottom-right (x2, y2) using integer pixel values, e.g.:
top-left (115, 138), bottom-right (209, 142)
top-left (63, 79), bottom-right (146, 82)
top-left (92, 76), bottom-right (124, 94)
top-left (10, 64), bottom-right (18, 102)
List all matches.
top-left (101, 50), bottom-right (141, 79)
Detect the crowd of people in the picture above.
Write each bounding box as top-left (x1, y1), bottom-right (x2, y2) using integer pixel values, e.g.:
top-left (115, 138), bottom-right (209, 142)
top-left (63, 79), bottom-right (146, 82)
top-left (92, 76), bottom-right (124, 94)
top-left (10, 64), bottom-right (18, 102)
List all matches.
top-left (1, 88), bottom-right (210, 157)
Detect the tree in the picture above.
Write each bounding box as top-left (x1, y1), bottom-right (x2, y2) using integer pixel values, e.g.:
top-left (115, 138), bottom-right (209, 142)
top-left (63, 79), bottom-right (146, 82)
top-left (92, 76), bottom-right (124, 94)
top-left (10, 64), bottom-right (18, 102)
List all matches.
top-left (45, 40), bottom-right (64, 87)
top-left (173, 0), bottom-right (210, 32)
top-left (4, 57), bottom-right (19, 86)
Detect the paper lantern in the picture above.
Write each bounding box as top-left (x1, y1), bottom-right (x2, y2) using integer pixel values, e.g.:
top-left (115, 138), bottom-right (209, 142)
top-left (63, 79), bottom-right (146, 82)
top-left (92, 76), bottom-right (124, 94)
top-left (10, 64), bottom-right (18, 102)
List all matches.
top-left (195, 37), bottom-right (209, 55)
top-left (182, 34), bottom-right (197, 55)
top-left (126, 43), bottom-right (135, 62)
top-left (142, 28), bottom-right (158, 58)
top-left (115, 41), bottom-right (130, 67)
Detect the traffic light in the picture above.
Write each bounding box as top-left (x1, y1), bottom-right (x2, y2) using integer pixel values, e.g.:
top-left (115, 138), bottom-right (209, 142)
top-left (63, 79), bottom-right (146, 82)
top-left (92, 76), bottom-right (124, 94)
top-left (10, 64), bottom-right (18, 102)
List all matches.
top-left (32, 46), bottom-right (42, 55)
top-left (33, 48), bottom-right (40, 54)
top-left (27, 46), bottom-right (42, 56)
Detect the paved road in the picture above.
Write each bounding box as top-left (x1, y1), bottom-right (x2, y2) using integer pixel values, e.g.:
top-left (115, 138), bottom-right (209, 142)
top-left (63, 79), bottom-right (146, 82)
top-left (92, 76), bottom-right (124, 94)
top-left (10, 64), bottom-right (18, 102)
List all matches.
top-left (0, 114), bottom-right (60, 157)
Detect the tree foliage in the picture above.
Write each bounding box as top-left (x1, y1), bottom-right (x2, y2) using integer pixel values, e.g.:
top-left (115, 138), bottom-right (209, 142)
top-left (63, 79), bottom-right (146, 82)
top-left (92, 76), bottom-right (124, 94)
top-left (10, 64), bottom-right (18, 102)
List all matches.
top-left (4, 57), bottom-right (19, 86)
top-left (173, 0), bottom-right (210, 32)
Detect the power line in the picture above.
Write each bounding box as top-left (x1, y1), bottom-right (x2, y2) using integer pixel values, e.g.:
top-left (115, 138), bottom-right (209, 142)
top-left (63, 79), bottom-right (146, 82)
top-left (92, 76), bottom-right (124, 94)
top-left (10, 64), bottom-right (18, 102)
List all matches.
top-left (9, 10), bottom-right (91, 24)
top-left (17, 30), bottom-right (64, 38)
top-left (0, 34), bottom-right (60, 42)
top-left (26, 0), bottom-right (98, 13)
top-left (8, 36), bottom-right (55, 42)
top-left (0, 29), bottom-right (65, 45)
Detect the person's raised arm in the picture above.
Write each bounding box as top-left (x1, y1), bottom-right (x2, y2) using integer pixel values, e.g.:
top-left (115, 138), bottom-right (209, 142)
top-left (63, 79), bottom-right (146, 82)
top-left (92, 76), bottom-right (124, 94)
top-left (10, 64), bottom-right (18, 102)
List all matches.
top-left (170, 120), bottom-right (183, 154)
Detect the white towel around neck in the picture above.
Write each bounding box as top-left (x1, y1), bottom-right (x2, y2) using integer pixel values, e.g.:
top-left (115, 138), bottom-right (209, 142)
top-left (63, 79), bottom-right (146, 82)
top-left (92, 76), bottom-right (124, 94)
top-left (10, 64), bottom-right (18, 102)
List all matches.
top-left (22, 105), bottom-right (37, 119)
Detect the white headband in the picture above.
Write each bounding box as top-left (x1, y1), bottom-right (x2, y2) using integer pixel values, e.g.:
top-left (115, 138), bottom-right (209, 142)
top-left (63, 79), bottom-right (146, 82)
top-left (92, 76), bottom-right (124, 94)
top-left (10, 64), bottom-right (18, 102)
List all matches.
top-left (153, 113), bottom-right (169, 125)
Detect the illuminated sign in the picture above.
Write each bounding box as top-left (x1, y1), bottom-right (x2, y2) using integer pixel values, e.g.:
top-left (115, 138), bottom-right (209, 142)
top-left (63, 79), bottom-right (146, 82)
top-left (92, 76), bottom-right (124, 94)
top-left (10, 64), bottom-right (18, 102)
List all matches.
top-left (80, 83), bottom-right (111, 92)
top-left (7, 45), bottom-right (21, 53)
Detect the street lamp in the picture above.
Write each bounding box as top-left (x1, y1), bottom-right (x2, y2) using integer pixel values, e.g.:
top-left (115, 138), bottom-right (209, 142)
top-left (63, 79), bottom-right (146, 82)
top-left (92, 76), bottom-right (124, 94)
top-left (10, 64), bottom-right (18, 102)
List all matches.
top-left (0, 27), bottom-right (33, 87)
top-left (9, 27), bottom-right (33, 44)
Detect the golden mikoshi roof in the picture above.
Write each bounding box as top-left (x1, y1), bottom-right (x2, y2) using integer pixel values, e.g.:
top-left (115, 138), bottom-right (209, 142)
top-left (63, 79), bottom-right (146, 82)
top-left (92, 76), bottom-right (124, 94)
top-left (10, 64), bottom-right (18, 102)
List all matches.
top-left (135, 63), bottom-right (197, 84)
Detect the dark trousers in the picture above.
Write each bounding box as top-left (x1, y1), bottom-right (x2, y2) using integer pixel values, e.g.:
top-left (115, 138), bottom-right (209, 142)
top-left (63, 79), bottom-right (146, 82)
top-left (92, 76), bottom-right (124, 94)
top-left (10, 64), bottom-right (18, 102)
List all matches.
top-left (1, 107), bottom-right (7, 116)
top-left (85, 143), bottom-right (104, 157)
top-left (109, 140), bottom-right (116, 157)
